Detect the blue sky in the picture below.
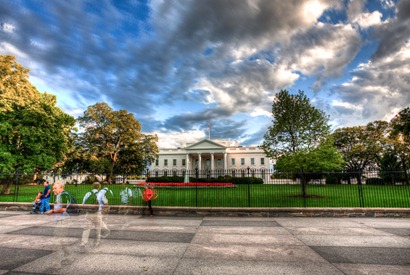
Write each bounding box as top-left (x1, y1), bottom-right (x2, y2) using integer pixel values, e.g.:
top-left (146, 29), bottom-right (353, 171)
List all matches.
top-left (1, 0), bottom-right (409, 148)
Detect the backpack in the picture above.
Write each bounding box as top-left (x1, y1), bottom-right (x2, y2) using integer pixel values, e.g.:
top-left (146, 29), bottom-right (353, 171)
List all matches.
top-left (60, 191), bottom-right (80, 215)
top-left (82, 188), bottom-right (112, 212)
top-left (120, 187), bottom-right (133, 204)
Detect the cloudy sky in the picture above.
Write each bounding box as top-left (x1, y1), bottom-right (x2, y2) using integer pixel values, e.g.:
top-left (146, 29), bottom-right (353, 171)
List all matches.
top-left (1, 0), bottom-right (409, 148)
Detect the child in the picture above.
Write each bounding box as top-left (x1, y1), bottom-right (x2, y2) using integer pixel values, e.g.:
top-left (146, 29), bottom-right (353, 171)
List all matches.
top-left (30, 192), bottom-right (43, 214)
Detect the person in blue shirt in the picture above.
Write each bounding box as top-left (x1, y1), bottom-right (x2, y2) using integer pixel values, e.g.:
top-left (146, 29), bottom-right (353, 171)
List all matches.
top-left (40, 180), bottom-right (51, 214)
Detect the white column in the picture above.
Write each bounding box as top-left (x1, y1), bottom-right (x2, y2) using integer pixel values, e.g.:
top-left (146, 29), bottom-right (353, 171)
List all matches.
top-left (210, 153), bottom-right (214, 177)
top-left (185, 154), bottom-right (190, 170)
top-left (198, 153), bottom-right (202, 171)
top-left (224, 152), bottom-right (227, 171)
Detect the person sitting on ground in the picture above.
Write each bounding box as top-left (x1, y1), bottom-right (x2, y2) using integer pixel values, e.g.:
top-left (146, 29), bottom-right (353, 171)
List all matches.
top-left (30, 192), bottom-right (43, 214)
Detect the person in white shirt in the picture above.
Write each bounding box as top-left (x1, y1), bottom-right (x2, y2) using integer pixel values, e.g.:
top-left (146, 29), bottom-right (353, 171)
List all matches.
top-left (80, 182), bottom-right (111, 249)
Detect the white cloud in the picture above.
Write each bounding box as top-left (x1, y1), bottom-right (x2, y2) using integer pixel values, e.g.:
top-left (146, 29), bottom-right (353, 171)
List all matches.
top-left (0, 42), bottom-right (28, 60)
top-left (331, 99), bottom-right (363, 111)
top-left (301, 0), bottom-right (330, 23)
top-left (154, 129), bottom-right (206, 148)
top-left (1, 23), bottom-right (15, 33)
top-left (249, 107), bottom-right (271, 117)
top-left (332, 41), bottom-right (410, 127)
top-left (284, 23), bottom-right (361, 90)
top-left (352, 11), bottom-right (383, 28)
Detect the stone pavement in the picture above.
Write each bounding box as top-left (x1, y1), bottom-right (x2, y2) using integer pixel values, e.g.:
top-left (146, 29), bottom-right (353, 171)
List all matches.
top-left (0, 210), bottom-right (409, 275)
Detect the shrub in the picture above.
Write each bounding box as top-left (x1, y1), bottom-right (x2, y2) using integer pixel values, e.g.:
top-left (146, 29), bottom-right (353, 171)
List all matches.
top-left (326, 175), bottom-right (340, 185)
top-left (365, 178), bottom-right (385, 185)
top-left (231, 177), bottom-right (263, 185)
top-left (147, 176), bottom-right (184, 183)
top-left (81, 175), bottom-right (100, 185)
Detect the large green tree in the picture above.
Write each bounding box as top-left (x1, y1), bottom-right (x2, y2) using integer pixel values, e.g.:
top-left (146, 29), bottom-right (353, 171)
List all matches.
top-left (262, 90), bottom-right (340, 197)
top-left (333, 121), bottom-right (389, 171)
top-left (75, 102), bottom-right (158, 182)
top-left (0, 55), bottom-right (75, 193)
top-left (262, 90), bottom-right (331, 159)
top-left (388, 107), bottom-right (410, 183)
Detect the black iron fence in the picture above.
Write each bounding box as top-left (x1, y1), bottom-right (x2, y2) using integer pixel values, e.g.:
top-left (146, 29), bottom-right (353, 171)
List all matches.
top-left (1, 169), bottom-right (409, 208)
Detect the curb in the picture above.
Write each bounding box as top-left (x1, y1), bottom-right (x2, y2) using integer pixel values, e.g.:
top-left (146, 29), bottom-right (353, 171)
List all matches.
top-left (1, 202), bottom-right (410, 217)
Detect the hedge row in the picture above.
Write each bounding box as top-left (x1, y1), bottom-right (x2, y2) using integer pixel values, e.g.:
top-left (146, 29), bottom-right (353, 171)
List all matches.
top-left (147, 176), bottom-right (263, 184)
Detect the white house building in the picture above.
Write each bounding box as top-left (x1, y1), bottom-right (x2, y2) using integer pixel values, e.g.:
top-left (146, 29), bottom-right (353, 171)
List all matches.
top-left (151, 139), bottom-right (271, 181)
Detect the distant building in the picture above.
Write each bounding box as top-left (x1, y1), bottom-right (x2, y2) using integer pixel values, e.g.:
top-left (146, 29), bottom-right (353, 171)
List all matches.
top-left (152, 139), bottom-right (271, 181)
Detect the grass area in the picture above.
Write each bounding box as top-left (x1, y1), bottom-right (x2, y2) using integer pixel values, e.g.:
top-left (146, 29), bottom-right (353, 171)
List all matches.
top-left (1, 183), bottom-right (409, 208)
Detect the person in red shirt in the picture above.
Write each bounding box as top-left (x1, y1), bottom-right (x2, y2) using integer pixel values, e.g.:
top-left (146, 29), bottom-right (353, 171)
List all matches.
top-left (142, 184), bottom-right (155, 217)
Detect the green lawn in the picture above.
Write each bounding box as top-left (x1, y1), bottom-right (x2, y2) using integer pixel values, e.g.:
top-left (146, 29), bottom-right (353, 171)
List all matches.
top-left (1, 183), bottom-right (409, 208)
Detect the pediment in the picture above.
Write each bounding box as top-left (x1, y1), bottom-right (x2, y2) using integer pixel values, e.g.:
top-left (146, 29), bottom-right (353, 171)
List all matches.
top-left (185, 139), bottom-right (227, 150)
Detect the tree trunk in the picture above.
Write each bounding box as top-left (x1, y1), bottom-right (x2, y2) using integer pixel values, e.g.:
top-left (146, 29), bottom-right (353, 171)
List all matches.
top-left (0, 182), bottom-right (11, 195)
top-left (402, 160), bottom-right (409, 185)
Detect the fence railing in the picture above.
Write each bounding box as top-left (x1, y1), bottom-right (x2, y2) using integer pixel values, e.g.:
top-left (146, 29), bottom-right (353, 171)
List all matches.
top-left (0, 169), bottom-right (409, 208)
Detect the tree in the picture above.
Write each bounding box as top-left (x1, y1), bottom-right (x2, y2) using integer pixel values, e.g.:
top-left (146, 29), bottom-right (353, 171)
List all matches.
top-left (262, 89), bottom-right (337, 197)
top-left (0, 55), bottom-right (75, 193)
top-left (115, 134), bottom-right (159, 175)
top-left (75, 102), bottom-right (158, 182)
top-left (388, 107), bottom-right (410, 184)
top-left (390, 107), bottom-right (410, 140)
top-left (274, 137), bottom-right (344, 172)
top-left (262, 90), bottom-right (331, 159)
top-left (333, 121), bottom-right (389, 172)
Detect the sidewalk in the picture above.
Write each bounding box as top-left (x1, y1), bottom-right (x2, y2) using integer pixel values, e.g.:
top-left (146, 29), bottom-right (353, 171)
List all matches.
top-left (0, 210), bottom-right (409, 274)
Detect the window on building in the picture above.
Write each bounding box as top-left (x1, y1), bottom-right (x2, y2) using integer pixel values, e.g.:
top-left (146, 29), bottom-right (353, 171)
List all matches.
top-left (173, 159), bottom-right (177, 166)
top-left (155, 159), bottom-right (159, 166)
top-left (251, 158), bottom-right (255, 165)
top-left (261, 158), bottom-right (265, 165)
top-left (231, 158), bottom-right (235, 165)
top-left (231, 170), bottom-right (236, 177)
top-left (206, 159), bottom-right (210, 168)
top-left (164, 159), bottom-right (168, 166)
top-left (164, 170), bottom-right (168, 176)
top-left (155, 171), bottom-right (158, 177)
top-left (217, 159), bottom-right (221, 167)
top-left (173, 170), bottom-right (177, 176)
top-left (241, 158), bottom-right (245, 165)
top-left (182, 159), bottom-right (186, 166)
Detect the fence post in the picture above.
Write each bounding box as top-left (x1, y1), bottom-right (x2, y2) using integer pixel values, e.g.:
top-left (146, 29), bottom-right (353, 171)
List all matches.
top-left (195, 167), bottom-right (198, 207)
top-left (247, 166), bottom-right (251, 207)
top-left (357, 172), bottom-right (364, 207)
top-left (301, 168), bottom-right (307, 208)
top-left (13, 170), bottom-right (20, 202)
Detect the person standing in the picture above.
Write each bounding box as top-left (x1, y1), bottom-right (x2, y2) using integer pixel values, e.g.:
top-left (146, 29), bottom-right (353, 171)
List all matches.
top-left (40, 180), bottom-right (51, 214)
top-left (142, 184), bottom-right (155, 217)
top-left (45, 182), bottom-right (73, 271)
top-left (80, 182), bottom-right (111, 249)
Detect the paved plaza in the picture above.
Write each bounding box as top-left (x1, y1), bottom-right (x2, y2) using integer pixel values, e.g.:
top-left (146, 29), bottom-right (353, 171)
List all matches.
top-left (0, 210), bottom-right (409, 274)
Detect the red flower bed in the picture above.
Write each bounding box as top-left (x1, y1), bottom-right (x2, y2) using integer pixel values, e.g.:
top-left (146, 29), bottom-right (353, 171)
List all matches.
top-left (137, 182), bottom-right (236, 187)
